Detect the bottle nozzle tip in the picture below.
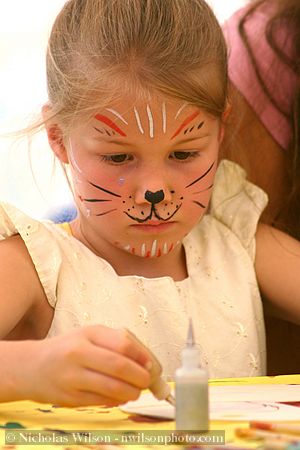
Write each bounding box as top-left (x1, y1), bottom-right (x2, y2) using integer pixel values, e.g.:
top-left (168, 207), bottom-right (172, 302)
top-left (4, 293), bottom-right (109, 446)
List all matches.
top-left (187, 317), bottom-right (195, 346)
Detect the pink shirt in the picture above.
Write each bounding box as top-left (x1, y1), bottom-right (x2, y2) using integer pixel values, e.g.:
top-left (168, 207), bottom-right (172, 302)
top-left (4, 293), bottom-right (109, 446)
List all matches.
top-left (223, 2), bottom-right (298, 150)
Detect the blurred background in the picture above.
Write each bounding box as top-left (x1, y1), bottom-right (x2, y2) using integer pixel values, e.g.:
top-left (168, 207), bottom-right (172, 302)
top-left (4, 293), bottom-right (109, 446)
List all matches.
top-left (0, 0), bottom-right (247, 219)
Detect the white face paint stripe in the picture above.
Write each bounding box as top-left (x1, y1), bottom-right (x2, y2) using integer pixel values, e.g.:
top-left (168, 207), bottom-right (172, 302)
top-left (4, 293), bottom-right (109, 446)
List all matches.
top-left (174, 102), bottom-right (188, 120)
top-left (163, 242), bottom-right (168, 255)
top-left (134, 107), bottom-right (144, 135)
top-left (124, 244), bottom-right (131, 251)
top-left (69, 139), bottom-right (83, 173)
top-left (162, 102), bottom-right (167, 134)
top-left (146, 104), bottom-right (154, 138)
top-left (105, 108), bottom-right (128, 125)
top-left (141, 243), bottom-right (146, 257)
top-left (150, 239), bottom-right (157, 257)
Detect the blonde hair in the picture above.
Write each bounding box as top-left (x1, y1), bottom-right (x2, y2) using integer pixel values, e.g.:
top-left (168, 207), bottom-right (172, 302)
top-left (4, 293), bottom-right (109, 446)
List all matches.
top-left (45, 0), bottom-right (228, 132)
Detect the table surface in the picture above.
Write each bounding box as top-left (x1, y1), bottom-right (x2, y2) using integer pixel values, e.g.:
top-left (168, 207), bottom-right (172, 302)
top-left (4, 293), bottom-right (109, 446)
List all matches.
top-left (1, 374), bottom-right (300, 449)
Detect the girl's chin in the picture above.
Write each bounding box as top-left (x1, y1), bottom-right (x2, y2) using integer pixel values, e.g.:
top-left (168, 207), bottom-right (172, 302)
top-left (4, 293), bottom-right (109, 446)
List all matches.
top-left (120, 238), bottom-right (181, 258)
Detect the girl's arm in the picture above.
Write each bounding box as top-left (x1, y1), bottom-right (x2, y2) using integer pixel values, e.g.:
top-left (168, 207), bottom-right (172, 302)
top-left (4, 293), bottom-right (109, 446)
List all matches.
top-left (255, 224), bottom-right (300, 324)
top-left (0, 327), bottom-right (152, 406)
top-left (0, 236), bottom-right (152, 406)
top-left (0, 234), bottom-right (50, 339)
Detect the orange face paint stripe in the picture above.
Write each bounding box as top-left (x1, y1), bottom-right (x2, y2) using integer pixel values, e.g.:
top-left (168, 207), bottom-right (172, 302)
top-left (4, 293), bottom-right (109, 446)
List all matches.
top-left (95, 114), bottom-right (127, 137)
top-left (171, 111), bottom-right (200, 139)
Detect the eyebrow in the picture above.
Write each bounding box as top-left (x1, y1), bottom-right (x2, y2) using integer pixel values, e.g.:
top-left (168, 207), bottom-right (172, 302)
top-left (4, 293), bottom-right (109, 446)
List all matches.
top-left (175, 134), bottom-right (209, 145)
top-left (93, 134), bottom-right (209, 148)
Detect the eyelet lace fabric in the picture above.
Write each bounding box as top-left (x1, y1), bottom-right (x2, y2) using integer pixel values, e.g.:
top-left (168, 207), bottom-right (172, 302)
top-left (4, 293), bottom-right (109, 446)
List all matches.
top-left (0, 160), bottom-right (268, 379)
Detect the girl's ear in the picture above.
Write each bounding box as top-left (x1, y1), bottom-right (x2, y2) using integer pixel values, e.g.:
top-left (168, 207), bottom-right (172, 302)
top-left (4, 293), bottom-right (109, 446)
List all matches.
top-left (218, 102), bottom-right (232, 143)
top-left (42, 104), bottom-right (69, 164)
top-left (222, 102), bottom-right (232, 123)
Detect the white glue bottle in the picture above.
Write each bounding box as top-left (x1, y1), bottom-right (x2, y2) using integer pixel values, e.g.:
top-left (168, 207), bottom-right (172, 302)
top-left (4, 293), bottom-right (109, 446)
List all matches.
top-left (175, 318), bottom-right (209, 431)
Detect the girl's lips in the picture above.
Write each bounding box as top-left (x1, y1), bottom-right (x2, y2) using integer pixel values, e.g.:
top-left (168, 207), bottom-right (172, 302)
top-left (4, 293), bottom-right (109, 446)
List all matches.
top-left (130, 221), bottom-right (175, 232)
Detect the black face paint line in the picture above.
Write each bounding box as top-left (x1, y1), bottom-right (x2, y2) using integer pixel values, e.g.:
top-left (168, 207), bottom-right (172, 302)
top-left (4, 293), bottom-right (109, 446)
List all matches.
top-left (124, 203), bottom-right (182, 223)
top-left (185, 161), bottom-right (215, 189)
top-left (88, 181), bottom-right (121, 198)
top-left (185, 162), bottom-right (215, 211)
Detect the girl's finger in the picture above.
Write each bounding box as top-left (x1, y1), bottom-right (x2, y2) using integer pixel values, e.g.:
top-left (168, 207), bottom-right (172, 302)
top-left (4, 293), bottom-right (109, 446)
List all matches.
top-left (87, 326), bottom-right (152, 367)
top-left (79, 345), bottom-right (151, 389)
top-left (73, 367), bottom-right (142, 403)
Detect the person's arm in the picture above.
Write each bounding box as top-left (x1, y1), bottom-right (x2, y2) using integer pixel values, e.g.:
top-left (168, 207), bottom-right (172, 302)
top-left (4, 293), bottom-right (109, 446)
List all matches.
top-left (255, 223), bottom-right (300, 324)
top-left (0, 236), bottom-right (152, 406)
top-left (0, 327), bottom-right (152, 406)
top-left (220, 85), bottom-right (289, 225)
top-left (0, 234), bottom-right (47, 339)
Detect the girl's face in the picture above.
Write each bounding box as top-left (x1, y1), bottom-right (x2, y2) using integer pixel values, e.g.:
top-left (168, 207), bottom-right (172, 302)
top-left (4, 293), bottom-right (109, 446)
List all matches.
top-left (67, 94), bottom-right (222, 258)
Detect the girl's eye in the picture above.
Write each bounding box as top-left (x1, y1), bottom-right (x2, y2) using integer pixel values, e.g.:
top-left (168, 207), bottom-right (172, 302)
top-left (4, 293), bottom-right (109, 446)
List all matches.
top-left (170, 151), bottom-right (199, 161)
top-left (102, 154), bottom-right (132, 164)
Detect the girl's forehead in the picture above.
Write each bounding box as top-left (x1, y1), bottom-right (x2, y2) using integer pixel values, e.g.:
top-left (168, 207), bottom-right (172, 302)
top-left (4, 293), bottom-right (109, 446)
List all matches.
top-left (78, 93), bottom-right (219, 142)
top-left (89, 97), bottom-right (215, 141)
top-left (101, 94), bottom-right (198, 118)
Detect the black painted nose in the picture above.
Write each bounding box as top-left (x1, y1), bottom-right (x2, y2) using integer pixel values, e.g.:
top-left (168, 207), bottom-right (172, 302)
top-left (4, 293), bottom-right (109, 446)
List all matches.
top-left (144, 189), bottom-right (165, 204)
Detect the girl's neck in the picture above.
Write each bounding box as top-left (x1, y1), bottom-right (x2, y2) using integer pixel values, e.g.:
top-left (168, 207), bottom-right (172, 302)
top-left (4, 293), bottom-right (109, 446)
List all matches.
top-left (70, 219), bottom-right (188, 281)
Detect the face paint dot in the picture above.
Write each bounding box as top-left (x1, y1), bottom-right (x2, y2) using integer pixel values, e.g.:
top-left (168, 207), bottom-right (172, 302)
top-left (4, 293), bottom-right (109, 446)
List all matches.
top-left (123, 201), bottom-right (126, 204)
top-left (180, 197), bottom-right (183, 200)
top-left (141, 211), bottom-right (144, 215)
top-left (129, 196), bottom-right (132, 199)
top-left (171, 190), bottom-right (175, 194)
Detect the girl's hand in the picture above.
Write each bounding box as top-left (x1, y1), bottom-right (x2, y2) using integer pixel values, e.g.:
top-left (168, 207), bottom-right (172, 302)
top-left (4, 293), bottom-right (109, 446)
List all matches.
top-left (17, 325), bottom-right (152, 407)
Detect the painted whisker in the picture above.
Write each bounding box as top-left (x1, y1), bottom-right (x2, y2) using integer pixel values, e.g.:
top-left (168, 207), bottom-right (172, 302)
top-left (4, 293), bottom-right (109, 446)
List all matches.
top-left (193, 200), bottom-right (206, 209)
top-left (88, 181), bottom-right (121, 197)
top-left (192, 184), bottom-right (214, 194)
top-left (185, 161), bottom-right (215, 188)
top-left (95, 208), bottom-right (118, 217)
top-left (82, 198), bottom-right (112, 202)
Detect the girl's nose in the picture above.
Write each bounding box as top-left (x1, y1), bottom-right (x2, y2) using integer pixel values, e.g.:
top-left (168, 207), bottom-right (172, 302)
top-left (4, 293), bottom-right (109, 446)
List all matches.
top-left (134, 183), bottom-right (173, 205)
top-left (144, 189), bottom-right (165, 205)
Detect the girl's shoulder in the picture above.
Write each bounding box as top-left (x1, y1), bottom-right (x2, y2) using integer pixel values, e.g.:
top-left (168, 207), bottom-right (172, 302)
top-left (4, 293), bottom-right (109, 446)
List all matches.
top-left (0, 203), bottom-right (67, 309)
top-left (0, 230), bottom-right (51, 339)
top-left (206, 160), bottom-right (268, 260)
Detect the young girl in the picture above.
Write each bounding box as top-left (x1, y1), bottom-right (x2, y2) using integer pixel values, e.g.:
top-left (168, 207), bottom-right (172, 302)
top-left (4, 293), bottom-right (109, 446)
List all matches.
top-left (1, 0), bottom-right (300, 408)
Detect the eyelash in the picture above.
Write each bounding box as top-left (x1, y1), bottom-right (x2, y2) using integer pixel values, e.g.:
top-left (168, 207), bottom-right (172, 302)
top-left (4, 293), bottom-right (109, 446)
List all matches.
top-left (169, 151), bottom-right (200, 161)
top-left (100, 151), bottom-right (200, 164)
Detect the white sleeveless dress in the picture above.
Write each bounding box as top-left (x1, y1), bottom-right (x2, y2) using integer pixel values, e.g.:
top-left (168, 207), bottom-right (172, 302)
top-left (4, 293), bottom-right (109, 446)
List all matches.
top-left (0, 160), bottom-right (268, 379)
